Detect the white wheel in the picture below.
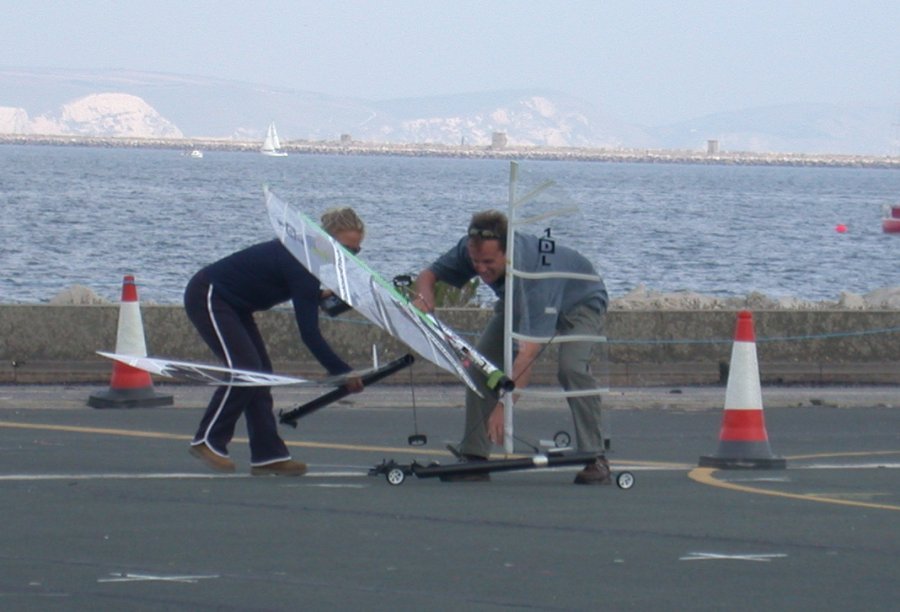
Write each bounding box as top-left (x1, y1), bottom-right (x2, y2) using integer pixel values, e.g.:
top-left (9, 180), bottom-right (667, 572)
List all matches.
top-left (616, 471), bottom-right (635, 490)
top-left (386, 467), bottom-right (406, 486)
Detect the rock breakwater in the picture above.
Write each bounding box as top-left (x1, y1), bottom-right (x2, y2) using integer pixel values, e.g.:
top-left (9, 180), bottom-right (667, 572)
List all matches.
top-left (3, 134), bottom-right (899, 169)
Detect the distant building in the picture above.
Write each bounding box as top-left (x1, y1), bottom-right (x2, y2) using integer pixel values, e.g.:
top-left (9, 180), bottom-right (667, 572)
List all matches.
top-left (491, 132), bottom-right (508, 149)
top-left (340, 133), bottom-right (352, 144)
top-left (707, 139), bottom-right (719, 154)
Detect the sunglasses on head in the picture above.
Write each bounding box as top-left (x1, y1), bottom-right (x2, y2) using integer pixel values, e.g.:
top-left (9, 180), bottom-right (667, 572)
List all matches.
top-left (467, 227), bottom-right (501, 239)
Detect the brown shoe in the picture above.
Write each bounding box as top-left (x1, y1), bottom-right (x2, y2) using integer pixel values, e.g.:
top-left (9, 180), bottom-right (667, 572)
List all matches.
top-left (250, 459), bottom-right (308, 477)
top-left (189, 443), bottom-right (236, 473)
top-left (574, 455), bottom-right (612, 485)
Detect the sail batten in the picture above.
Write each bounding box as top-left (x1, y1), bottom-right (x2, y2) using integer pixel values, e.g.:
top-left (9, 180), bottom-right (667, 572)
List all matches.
top-left (509, 269), bottom-right (603, 282)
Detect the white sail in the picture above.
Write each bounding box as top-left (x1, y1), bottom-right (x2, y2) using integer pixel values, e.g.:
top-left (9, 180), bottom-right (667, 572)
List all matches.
top-left (98, 350), bottom-right (401, 388)
top-left (502, 162), bottom-right (609, 452)
top-left (264, 186), bottom-right (512, 396)
top-left (97, 351), bottom-right (313, 386)
top-left (261, 122), bottom-right (287, 157)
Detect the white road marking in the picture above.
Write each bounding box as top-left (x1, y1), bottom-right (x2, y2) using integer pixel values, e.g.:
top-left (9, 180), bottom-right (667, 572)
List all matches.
top-left (0, 471), bottom-right (366, 481)
top-left (0, 473), bottom-right (247, 481)
top-left (724, 477), bottom-right (792, 483)
top-left (292, 483), bottom-right (368, 489)
top-left (798, 463), bottom-right (900, 469)
top-left (0, 462), bottom-right (895, 483)
top-left (98, 572), bottom-right (219, 583)
top-left (680, 552), bottom-right (787, 562)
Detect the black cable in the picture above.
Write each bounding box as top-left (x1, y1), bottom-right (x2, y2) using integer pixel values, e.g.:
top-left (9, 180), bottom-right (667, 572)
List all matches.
top-left (409, 362), bottom-right (420, 434)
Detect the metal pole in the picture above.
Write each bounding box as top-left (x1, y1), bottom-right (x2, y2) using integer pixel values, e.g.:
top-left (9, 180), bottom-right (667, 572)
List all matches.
top-left (503, 161), bottom-right (518, 454)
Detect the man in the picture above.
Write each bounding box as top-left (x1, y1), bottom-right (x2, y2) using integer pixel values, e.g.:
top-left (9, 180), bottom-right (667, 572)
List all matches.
top-left (185, 207), bottom-right (365, 476)
top-left (414, 210), bottom-right (610, 484)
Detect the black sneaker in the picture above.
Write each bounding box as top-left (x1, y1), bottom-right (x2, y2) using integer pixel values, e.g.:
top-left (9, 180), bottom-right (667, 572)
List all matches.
top-left (574, 455), bottom-right (612, 485)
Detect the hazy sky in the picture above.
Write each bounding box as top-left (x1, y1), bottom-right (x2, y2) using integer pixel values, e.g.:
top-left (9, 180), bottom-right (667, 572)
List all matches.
top-left (2, 0), bottom-right (898, 125)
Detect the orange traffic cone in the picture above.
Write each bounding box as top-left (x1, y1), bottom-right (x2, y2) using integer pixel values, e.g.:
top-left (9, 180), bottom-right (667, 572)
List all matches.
top-left (88, 275), bottom-right (173, 409)
top-left (699, 310), bottom-right (785, 469)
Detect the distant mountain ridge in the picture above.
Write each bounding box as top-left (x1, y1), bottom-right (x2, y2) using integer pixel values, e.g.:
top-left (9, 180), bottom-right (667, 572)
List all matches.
top-left (0, 67), bottom-right (895, 155)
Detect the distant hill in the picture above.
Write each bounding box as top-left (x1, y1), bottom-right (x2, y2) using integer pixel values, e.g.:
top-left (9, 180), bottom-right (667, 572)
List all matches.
top-left (0, 67), bottom-right (896, 155)
top-left (651, 103), bottom-right (899, 156)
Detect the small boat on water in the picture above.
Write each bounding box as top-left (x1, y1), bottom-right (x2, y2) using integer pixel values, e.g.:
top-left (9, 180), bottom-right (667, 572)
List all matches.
top-left (882, 205), bottom-right (900, 233)
top-left (261, 122), bottom-right (288, 157)
top-left (182, 149), bottom-right (203, 158)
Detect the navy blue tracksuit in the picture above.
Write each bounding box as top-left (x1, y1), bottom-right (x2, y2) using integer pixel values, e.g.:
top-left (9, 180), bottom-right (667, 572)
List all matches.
top-left (184, 240), bottom-right (351, 466)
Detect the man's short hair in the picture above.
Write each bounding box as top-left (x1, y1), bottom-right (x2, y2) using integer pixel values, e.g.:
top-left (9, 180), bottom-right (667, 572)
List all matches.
top-left (467, 210), bottom-right (507, 251)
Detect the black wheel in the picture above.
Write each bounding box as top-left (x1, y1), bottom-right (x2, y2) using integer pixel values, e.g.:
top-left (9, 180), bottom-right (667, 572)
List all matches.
top-left (553, 430), bottom-right (572, 448)
top-left (408, 434), bottom-right (428, 446)
top-left (616, 471), bottom-right (635, 490)
top-left (386, 467), bottom-right (406, 486)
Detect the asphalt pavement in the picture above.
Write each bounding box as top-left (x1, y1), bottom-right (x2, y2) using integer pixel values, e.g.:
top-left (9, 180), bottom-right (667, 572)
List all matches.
top-left (0, 383), bottom-right (898, 610)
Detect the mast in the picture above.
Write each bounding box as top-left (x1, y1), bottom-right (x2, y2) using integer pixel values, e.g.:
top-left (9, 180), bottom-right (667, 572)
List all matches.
top-left (501, 162), bottom-right (608, 455)
top-left (502, 162), bottom-right (517, 454)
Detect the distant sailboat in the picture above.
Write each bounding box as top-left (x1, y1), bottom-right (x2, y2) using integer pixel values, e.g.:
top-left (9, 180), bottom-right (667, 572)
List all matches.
top-left (261, 122), bottom-right (288, 157)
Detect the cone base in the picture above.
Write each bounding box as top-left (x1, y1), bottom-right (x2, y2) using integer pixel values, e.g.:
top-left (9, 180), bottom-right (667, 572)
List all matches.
top-left (88, 387), bottom-right (174, 409)
top-left (699, 455), bottom-right (786, 470)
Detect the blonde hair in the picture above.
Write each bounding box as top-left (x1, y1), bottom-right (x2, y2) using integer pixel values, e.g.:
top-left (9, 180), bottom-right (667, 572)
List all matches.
top-left (321, 207), bottom-right (365, 236)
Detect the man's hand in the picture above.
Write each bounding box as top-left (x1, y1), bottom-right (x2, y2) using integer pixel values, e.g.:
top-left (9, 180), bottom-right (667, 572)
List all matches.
top-left (412, 269), bottom-right (437, 313)
top-left (411, 295), bottom-right (432, 313)
top-left (487, 401), bottom-right (504, 445)
top-left (344, 376), bottom-right (364, 393)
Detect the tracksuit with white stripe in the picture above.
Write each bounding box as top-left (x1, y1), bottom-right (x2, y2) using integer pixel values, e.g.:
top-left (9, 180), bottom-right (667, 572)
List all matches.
top-left (184, 240), bottom-right (352, 466)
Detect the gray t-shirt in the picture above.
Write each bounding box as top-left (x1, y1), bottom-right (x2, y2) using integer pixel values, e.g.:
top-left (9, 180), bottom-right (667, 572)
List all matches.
top-left (429, 233), bottom-right (607, 337)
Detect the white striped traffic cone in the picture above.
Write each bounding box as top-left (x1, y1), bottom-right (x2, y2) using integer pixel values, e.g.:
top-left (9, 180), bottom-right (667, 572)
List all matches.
top-left (88, 275), bottom-right (173, 409)
top-left (699, 310), bottom-right (785, 469)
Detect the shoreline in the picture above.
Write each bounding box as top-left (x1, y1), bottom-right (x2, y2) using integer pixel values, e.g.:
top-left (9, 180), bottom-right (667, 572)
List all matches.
top-left (2, 134), bottom-right (898, 169)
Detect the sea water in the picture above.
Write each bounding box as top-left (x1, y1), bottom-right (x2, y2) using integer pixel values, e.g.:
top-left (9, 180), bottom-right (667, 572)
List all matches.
top-left (2, 144), bottom-right (899, 304)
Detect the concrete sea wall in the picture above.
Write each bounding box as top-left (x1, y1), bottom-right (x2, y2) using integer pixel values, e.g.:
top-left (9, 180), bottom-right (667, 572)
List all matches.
top-left (1, 305), bottom-right (898, 385)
